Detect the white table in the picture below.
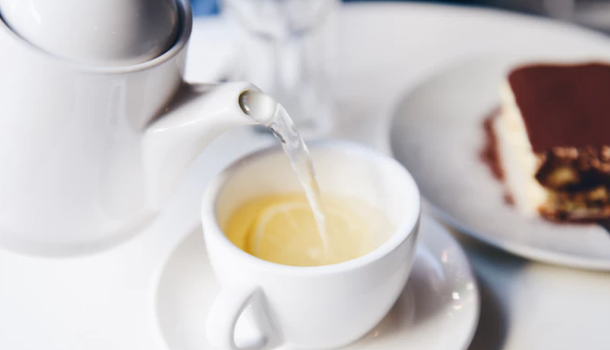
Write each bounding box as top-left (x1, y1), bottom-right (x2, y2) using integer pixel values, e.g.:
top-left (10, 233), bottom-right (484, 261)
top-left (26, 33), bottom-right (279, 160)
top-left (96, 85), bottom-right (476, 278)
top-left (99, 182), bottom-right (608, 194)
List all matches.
top-left (1, 3), bottom-right (609, 350)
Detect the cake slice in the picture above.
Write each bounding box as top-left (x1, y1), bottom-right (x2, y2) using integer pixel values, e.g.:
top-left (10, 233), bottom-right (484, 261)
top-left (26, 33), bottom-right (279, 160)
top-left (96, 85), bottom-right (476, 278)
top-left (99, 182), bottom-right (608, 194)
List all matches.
top-left (495, 63), bottom-right (610, 221)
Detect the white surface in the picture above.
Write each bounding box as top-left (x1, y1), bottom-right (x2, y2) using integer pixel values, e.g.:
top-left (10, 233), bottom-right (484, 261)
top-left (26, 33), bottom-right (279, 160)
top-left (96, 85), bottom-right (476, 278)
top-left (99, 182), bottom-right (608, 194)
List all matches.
top-left (0, 0), bottom-right (178, 66)
top-left (1, 3), bottom-right (610, 350)
top-left (390, 56), bottom-right (610, 270)
top-left (202, 142), bottom-right (421, 349)
top-left (154, 214), bottom-right (479, 350)
top-left (0, 0), bottom-right (257, 256)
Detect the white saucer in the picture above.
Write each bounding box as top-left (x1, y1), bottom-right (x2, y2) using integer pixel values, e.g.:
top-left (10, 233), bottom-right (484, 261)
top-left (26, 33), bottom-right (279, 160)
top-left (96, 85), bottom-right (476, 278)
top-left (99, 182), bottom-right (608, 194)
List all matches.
top-left (390, 55), bottom-right (610, 270)
top-left (151, 214), bottom-right (479, 350)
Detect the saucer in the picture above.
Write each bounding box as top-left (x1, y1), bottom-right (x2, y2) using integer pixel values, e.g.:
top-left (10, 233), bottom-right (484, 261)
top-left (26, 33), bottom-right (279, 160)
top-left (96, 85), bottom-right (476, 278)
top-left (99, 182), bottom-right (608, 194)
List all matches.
top-left (151, 214), bottom-right (479, 350)
top-left (390, 55), bottom-right (610, 270)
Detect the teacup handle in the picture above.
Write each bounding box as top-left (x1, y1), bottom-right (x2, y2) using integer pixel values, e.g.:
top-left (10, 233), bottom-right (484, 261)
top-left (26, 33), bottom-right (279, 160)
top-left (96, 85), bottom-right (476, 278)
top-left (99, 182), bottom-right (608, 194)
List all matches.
top-left (206, 285), bottom-right (280, 350)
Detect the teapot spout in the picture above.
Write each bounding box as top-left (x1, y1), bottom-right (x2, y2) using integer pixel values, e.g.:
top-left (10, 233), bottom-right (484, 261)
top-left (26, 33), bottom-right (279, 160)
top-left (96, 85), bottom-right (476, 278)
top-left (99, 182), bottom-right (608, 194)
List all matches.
top-left (142, 82), bottom-right (259, 208)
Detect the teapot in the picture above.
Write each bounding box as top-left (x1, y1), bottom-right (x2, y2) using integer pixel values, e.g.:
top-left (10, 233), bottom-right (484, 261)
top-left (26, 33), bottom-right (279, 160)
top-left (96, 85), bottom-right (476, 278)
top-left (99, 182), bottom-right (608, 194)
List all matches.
top-left (0, 0), bottom-right (259, 256)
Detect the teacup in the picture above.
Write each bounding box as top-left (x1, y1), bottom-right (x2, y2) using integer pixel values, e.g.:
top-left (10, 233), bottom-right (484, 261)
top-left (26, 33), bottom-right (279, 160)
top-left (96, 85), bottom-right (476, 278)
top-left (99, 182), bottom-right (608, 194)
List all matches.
top-left (201, 141), bottom-right (421, 350)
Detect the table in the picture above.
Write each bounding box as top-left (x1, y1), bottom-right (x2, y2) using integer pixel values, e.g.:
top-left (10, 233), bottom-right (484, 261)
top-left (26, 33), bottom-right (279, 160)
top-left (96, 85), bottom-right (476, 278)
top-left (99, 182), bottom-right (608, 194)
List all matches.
top-left (1, 3), bottom-right (609, 350)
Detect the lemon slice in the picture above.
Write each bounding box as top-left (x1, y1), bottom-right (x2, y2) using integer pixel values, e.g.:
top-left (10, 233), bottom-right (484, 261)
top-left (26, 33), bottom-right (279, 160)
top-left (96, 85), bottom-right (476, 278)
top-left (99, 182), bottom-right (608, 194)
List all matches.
top-left (223, 196), bottom-right (281, 251)
top-left (247, 196), bottom-right (374, 266)
top-left (248, 199), bottom-right (325, 266)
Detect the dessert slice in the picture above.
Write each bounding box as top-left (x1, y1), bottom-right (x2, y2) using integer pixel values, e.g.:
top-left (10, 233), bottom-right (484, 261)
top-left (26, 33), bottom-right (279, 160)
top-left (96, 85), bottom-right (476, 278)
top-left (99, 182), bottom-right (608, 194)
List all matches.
top-left (495, 63), bottom-right (610, 221)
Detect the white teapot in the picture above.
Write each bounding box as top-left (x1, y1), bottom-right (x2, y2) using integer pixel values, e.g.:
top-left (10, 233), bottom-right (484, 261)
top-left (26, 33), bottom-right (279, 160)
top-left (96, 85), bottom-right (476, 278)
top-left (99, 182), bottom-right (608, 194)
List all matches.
top-left (0, 0), bottom-right (259, 256)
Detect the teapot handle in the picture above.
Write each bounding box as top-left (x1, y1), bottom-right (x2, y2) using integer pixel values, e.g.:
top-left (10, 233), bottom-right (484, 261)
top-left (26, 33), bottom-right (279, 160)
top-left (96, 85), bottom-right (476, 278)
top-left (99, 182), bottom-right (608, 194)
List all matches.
top-left (142, 81), bottom-right (258, 208)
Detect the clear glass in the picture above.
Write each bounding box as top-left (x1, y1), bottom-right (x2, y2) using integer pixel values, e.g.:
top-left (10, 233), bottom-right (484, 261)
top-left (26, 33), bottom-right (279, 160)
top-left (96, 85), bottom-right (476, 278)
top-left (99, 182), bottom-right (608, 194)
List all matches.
top-left (221, 0), bottom-right (338, 136)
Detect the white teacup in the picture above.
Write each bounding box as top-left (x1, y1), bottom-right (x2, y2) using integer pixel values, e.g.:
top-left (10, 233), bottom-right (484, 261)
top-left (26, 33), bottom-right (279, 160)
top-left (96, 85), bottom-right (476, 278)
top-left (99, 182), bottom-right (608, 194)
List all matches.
top-left (201, 141), bottom-right (421, 350)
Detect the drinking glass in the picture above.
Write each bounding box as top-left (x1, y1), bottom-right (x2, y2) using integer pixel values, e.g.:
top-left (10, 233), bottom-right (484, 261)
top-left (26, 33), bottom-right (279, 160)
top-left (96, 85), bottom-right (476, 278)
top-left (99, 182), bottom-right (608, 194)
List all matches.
top-left (221, 0), bottom-right (339, 136)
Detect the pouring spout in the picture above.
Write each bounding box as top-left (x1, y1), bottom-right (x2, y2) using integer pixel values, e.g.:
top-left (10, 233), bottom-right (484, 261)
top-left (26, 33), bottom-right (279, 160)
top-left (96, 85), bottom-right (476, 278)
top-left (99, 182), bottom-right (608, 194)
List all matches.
top-left (238, 89), bottom-right (279, 125)
top-left (142, 82), bottom-right (259, 208)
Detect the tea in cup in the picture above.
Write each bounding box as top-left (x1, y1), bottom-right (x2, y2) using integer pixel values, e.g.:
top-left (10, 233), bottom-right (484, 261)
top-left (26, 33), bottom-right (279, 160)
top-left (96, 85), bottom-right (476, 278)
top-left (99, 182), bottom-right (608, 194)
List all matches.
top-left (223, 192), bottom-right (394, 267)
top-left (202, 141), bottom-right (421, 350)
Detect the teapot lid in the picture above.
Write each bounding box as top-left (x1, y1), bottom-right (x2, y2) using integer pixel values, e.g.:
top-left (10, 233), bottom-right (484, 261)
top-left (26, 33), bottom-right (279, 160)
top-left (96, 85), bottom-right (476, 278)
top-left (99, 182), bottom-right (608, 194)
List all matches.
top-left (0, 0), bottom-right (179, 66)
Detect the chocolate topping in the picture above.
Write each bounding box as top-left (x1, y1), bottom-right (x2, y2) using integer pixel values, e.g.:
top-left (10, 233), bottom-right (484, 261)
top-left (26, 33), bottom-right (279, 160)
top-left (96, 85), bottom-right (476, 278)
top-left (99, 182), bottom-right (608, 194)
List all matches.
top-left (480, 108), bottom-right (504, 180)
top-left (508, 63), bottom-right (610, 152)
top-left (481, 109), bottom-right (515, 208)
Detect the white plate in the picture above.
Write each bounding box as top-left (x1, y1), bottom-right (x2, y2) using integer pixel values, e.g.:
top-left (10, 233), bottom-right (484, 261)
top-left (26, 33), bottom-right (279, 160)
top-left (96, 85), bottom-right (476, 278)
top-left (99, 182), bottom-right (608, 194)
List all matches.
top-left (390, 55), bottom-right (610, 270)
top-left (151, 214), bottom-right (479, 350)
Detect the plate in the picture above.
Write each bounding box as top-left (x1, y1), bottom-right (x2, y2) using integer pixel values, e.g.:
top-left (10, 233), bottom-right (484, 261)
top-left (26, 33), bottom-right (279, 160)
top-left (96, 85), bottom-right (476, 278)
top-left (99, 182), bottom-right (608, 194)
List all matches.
top-left (390, 55), bottom-right (610, 270)
top-left (151, 215), bottom-right (480, 350)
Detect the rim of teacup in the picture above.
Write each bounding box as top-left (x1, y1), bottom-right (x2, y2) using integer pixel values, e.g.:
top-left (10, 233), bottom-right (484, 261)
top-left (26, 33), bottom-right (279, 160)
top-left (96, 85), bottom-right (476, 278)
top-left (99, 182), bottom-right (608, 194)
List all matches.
top-left (201, 139), bottom-right (422, 275)
top-left (0, 0), bottom-right (192, 74)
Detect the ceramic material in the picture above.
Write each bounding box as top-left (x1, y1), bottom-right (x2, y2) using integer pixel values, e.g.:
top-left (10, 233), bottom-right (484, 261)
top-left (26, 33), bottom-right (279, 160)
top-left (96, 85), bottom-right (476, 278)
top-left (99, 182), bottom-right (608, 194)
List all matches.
top-left (390, 55), bottom-right (610, 270)
top-left (153, 214), bottom-right (479, 350)
top-left (201, 141), bottom-right (421, 350)
top-left (0, 0), bottom-right (179, 66)
top-left (4, 5), bottom-right (610, 350)
top-left (0, 0), bottom-right (258, 256)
